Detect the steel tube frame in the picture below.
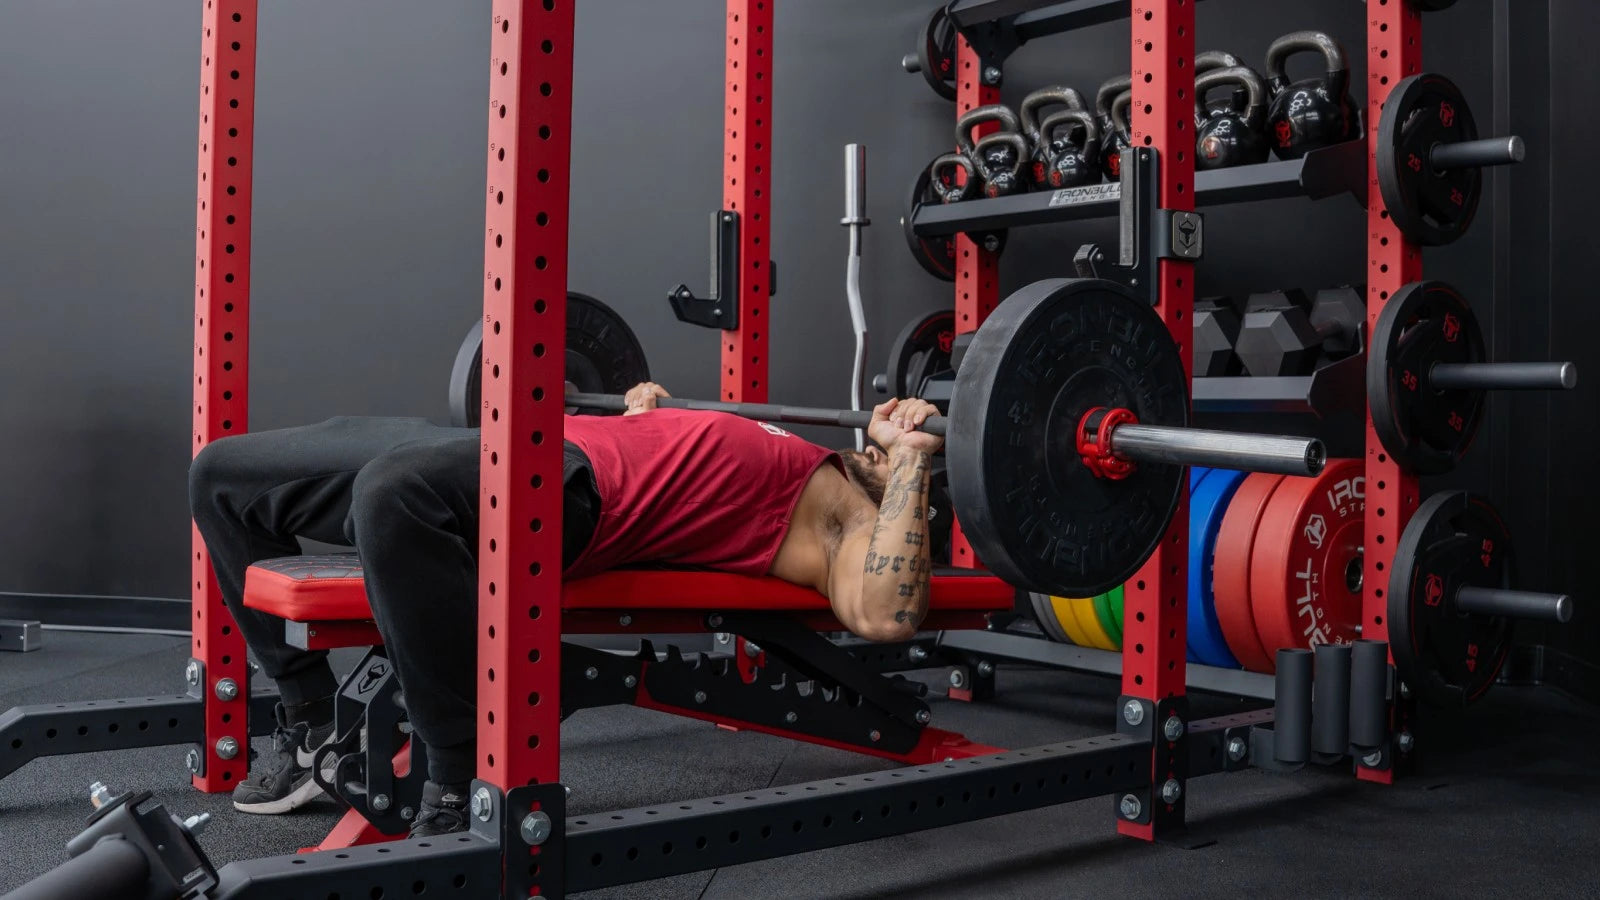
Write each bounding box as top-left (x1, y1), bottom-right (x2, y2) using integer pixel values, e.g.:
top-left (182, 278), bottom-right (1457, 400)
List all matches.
top-left (1363, 0), bottom-right (1425, 786)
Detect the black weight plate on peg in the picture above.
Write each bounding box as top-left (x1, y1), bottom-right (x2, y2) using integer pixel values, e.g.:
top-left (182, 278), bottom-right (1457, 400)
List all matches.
top-left (902, 159), bottom-right (1007, 282)
top-left (915, 5), bottom-right (959, 101)
top-left (1367, 281), bottom-right (1486, 474)
top-left (946, 278), bottom-right (1189, 597)
top-left (448, 292), bottom-right (651, 428)
top-left (886, 310), bottom-right (957, 398)
top-left (1389, 490), bottom-right (1515, 707)
top-left (1377, 73), bottom-right (1481, 246)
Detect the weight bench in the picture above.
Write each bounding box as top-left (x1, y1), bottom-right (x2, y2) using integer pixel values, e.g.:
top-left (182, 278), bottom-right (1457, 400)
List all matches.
top-left (243, 553), bottom-right (1012, 848)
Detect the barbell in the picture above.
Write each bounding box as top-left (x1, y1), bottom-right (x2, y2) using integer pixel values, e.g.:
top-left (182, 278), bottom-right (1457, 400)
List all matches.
top-left (569, 278), bottom-right (1328, 597)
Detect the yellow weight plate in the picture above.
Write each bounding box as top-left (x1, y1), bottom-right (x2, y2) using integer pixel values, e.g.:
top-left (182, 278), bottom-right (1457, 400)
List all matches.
top-left (1062, 595), bottom-right (1118, 650)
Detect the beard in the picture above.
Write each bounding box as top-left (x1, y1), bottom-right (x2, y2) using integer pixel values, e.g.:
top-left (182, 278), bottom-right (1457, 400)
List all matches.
top-left (838, 450), bottom-right (887, 506)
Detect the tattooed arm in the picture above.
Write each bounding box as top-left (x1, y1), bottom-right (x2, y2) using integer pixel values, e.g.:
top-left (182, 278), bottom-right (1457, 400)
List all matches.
top-left (824, 399), bottom-right (943, 642)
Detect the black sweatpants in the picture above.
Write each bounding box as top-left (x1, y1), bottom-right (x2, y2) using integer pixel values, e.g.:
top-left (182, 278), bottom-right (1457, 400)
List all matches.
top-left (188, 416), bottom-right (598, 785)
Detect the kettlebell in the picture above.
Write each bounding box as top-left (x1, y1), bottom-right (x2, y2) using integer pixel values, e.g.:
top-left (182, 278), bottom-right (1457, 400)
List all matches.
top-left (1036, 108), bottom-right (1101, 189)
top-left (1019, 86), bottom-right (1088, 190)
top-left (1263, 31), bottom-right (1356, 159)
top-left (1195, 66), bottom-right (1270, 170)
top-left (1094, 74), bottom-right (1132, 180)
top-left (927, 152), bottom-right (976, 204)
top-left (956, 104), bottom-right (1030, 198)
top-left (1105, 89), bottom-right (1136, 181)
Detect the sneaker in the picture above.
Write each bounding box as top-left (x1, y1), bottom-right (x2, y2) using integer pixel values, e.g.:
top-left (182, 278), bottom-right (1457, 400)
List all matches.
top-left (231, 704), bottom-right (335, 815)
top-left (409, 781), bottom-right (471, 838)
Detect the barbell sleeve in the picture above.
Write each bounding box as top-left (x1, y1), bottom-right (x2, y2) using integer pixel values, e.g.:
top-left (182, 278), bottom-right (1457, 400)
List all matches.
top-left (1108, 424), bottom-right (1326, 476)
top-left (1456, 585), bottom-right (1573, 624)
top-left (1430, 135), bottom-right (1524, 170)
top-left (1429, 361), bottom-right (1577, 391)
top-left (566, 390), bottom-right (1327, 477)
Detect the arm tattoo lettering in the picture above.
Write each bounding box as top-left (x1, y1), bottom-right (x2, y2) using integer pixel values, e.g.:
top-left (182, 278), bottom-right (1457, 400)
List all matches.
top-left (905, 531), bottom-right (924, 547)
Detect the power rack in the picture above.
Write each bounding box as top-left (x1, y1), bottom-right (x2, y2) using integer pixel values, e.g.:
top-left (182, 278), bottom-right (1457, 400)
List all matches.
top-left (1, 1), bottom-right (1547, 899)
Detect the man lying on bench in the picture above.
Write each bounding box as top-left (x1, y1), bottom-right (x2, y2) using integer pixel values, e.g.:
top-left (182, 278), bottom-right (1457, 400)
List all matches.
top-left (189, 383), bottom-right (942, 837)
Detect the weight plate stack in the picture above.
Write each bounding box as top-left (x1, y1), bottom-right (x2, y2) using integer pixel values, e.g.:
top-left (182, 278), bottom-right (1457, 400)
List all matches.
top-left (1186, 467), bottom-right (1246, 668)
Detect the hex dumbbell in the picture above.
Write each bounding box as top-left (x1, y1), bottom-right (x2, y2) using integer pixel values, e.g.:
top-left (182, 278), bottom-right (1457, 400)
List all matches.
top-left (1235, 287), bottom-right (1364, 377)
top-left (1193, 295), bottom-right (1242, 377)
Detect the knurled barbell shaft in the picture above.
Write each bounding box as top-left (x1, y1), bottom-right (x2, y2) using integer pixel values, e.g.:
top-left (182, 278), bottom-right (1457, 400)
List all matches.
top-left (564, 391), bottom-right (1325, 476)
top-left (1455, 585), bottom-right (1572, 624)
top-left (1429, 361), bottom-right (1576, 391)
top-left (1430, 135), bottom-right (1524, 170)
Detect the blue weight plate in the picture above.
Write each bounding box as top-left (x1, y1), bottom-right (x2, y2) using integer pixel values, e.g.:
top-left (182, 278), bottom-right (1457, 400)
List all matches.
top-left (1183, 467), bottom-right (1210, 663)
top-left (1188, 466), bottom-right (1246, 668)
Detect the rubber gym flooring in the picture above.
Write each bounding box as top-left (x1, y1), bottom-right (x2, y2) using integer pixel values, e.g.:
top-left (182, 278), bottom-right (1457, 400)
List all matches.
top-left (2, 630), bottom-right (1596, 898)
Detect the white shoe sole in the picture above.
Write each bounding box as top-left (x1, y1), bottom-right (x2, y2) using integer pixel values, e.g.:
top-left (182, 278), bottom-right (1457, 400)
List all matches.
top-left (232, 776), bottom-right (326, 815)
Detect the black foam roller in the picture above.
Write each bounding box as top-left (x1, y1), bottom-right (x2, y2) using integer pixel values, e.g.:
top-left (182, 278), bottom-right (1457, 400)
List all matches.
top-left (1312, 644), bottom-right (1352, 756)
top-left (1274, 648), bottom-right (1313, 765)
top-left (1349, 639), bottom-right (1390, 750)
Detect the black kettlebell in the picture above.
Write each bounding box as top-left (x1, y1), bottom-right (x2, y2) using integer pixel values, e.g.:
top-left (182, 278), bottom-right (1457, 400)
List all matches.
top-left (956, 104), bottom-right (1030, 198)
top-left (1019, 86), bottom-right (1088, 191)
top-left (1036, 108), bottom-right (1101, 188)
top-left (1105, 89), bottom-right (1136, 181)
top-left (1095, 74), bottom-right (1132, 180)
top-left (1264, 31), bottom-right (1356, 159)
top-left (927, 152), bottom-right (976, 204)
top-left (1195, 65), bottom-right (1270, 170)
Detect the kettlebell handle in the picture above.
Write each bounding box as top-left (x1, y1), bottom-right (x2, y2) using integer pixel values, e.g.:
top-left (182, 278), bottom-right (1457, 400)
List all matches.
top-left (1110, 89), bottom-right (1134, 141)
top-left (928, 152), bottom-right (976, 204)
top-left (1195, 66), bottom-right (1268, 125)
top-left (1039, 108), bottom-right (1101, 152)
top-left (1265, 31), bottom-right (1349, 96)
top-left (1195, 49), bottom-right (1244, 75)
top-left (955, 104), bottom-right (1023, 159)
top-left (1096, 74), bottom-right (1133, 119)
top-left (1020, 86), bottom-right (1086, 142)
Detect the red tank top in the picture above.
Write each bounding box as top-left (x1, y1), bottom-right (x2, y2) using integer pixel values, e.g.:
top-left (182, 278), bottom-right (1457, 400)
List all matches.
top-left (561, 409), bottom-right (840, 579)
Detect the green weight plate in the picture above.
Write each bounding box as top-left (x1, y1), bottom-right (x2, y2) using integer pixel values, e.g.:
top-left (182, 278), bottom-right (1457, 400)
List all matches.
top-left (1093, 585), bottom-right (1124, 649)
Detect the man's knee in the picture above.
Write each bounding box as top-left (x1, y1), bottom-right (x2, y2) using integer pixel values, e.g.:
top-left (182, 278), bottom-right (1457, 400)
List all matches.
top-left (188, 436), bottom-right (249, 523)
top-left (347, 442), bottom-right (473, 546)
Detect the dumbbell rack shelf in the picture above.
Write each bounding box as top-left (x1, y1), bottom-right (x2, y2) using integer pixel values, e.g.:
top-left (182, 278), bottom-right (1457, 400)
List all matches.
top-left (1194, 352), bottom-right (1365, 418)
top-left (912, 139), bottom-right (1364, 236)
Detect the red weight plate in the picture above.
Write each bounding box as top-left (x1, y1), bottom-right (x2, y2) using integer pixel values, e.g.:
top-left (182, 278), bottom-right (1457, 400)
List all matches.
top-left (1211, 473), bottom-right (1283, 672)
top-left (1249, 459), bottom-right (1365, 663)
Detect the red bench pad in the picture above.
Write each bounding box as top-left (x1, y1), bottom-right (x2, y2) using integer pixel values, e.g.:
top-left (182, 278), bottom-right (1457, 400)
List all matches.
top-left (244, 553), bottom-right (1012, 624)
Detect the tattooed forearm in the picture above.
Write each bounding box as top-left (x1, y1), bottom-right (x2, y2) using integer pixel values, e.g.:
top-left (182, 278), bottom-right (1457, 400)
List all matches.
top-left (858, 447), bottom-right (934, 636)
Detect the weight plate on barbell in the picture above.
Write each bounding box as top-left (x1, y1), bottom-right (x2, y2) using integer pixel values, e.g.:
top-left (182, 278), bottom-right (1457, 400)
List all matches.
top-left (947, 278), bottom-right (1188, 598)
top-left (1377, 73), bottom-right (1481, 246)
top-left (1368, 281), bottom-right (1487, 475)
top-left (902, 157), bottom-right (1007, 282)
top-left (1248, 459), bottom-right (1365, 662)
top-left (448, 292), bottom-right (651, 428)
top-left (885, 310), bottom-right (957, 399)
top-left (1212, 473), bottom-right (1285, 672)
top-left (1389, 490), bottom-right (1515, 707)
top-left (1187, 467), bottom-right (1245, 669)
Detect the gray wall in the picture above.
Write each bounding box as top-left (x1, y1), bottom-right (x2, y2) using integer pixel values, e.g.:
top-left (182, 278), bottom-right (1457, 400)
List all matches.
top-left (0, 1), bottom-right (1528, 611)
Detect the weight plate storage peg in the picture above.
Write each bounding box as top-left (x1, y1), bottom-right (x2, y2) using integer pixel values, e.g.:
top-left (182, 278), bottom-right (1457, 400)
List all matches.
top-left (449, 292), bottom-right (650, 428)
top-left (1368, 282), bottom-right (1577, 475)
top-left (1390, 491), bottom-right (1572, 707)
top-left (1377, 73), bottom-right (1524, 246)
top-left (1248, 459), bottom-right (1365, 663)
top-left (946, 278), bottom-right (1189, 598)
